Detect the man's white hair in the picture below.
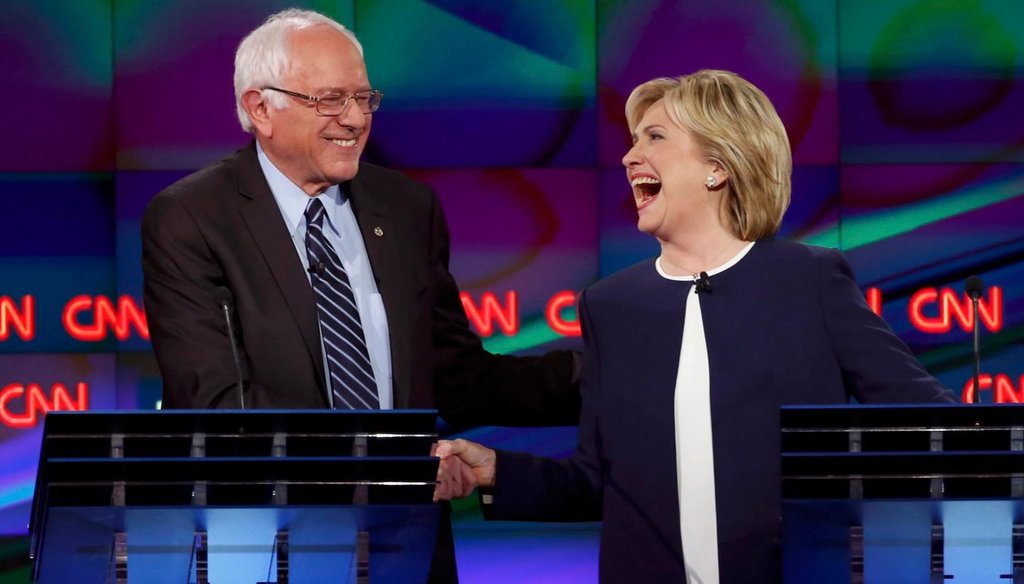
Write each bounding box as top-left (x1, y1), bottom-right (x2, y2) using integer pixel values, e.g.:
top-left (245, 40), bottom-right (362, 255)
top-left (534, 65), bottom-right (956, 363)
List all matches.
top-left (233, 8), bottom-right (363, 132)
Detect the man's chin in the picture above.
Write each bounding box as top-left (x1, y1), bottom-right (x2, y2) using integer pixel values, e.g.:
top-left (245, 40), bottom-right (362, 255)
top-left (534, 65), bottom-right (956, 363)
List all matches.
top-left (327, 161), bottom-right (360, 183)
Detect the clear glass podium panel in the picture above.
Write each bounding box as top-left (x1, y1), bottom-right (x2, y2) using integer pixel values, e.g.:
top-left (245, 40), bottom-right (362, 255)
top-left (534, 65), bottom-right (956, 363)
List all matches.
top-left (36, 505), bottom-right (439, 584)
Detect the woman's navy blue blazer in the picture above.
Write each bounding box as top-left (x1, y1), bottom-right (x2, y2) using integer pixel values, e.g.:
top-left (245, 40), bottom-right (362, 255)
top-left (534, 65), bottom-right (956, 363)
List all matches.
top-left (487, 239), bottom-right (956, 583)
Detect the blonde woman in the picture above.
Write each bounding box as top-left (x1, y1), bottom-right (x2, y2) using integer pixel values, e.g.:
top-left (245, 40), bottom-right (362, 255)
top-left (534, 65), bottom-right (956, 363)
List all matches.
top-left (437, 70), bottom-right (954, 584)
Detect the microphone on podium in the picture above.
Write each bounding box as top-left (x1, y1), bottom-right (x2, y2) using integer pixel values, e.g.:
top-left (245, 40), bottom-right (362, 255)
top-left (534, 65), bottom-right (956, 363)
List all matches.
top-left (965, 275), bottom-right (984, 404)
top-left (214, 286), bottom-right (246, 410)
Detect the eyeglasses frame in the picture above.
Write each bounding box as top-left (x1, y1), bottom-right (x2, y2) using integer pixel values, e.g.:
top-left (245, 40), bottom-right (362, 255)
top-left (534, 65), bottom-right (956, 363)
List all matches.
top-left (262, 86), bottom-right (383, 115)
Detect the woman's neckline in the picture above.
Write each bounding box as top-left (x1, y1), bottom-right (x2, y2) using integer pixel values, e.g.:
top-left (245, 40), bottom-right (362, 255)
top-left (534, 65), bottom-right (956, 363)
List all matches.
top-left (655, 241), bottom-right (756, 281)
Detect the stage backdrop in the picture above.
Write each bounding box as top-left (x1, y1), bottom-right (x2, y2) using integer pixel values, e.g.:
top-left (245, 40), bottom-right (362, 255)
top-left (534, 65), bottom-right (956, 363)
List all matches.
top-left (1, 0), bottom-right (1023, 582)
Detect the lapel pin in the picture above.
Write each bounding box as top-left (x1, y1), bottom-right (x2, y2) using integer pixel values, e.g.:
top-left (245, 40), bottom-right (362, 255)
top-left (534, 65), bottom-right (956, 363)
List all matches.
top-left (374, 226), bottom-right (384, 237)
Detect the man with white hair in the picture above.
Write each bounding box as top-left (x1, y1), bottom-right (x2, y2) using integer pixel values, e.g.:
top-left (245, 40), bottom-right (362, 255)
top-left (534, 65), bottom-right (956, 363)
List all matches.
top-left (141, 8), bottom-right (581, 582)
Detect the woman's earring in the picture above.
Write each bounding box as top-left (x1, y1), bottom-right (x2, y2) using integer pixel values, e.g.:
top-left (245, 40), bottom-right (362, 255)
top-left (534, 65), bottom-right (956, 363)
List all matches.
top-left (705, 176), bottom-right (717, 188)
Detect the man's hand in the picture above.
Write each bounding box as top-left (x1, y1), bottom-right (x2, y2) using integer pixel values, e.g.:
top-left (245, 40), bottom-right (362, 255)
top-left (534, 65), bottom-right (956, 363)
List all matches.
top-left (432, 441), bottom-right (468, 502)
top-left (432, 439), bottom-right (497, 501)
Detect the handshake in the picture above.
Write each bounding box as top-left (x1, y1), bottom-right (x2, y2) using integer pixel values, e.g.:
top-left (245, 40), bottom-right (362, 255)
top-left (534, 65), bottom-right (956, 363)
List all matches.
top-left (431, 439), bottom-right (498, 502)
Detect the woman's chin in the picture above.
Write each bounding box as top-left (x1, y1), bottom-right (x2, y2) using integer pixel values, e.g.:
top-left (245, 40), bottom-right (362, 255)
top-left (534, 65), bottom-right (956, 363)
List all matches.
top-left (636, 217), bottom-right (658, 236)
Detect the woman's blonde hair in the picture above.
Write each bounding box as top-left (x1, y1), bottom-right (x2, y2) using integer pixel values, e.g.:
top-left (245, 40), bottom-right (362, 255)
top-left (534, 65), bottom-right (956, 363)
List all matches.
top-left (625, 70), bottom-right (792, 240)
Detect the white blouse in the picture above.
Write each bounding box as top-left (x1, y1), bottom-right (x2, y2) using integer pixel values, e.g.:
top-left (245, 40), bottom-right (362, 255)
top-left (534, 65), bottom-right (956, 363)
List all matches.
top-left (655, 241), bottom-right (755, 584)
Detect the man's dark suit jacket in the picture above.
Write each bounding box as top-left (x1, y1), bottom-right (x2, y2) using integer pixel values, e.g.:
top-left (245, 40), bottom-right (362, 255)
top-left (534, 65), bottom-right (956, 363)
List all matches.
top-left (487, 240), bottom-right (956, 583)
top-left (141, 143), bottom-right (580, 582)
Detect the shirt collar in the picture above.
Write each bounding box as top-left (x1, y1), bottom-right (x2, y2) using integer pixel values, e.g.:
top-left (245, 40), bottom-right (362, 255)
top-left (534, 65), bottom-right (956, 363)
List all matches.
top-left (256, 141), bottom-right (346, 236)
top-left (655, 241), bottom-right (756, 281)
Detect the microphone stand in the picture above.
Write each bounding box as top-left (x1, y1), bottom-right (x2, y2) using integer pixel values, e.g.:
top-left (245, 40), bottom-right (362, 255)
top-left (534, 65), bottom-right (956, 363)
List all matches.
top-left (971, 294), bottom-right (981, 405)
top-left (965, 275), bottom-right (984, 404)
top-left (214, 287), bottom-right (247, 410)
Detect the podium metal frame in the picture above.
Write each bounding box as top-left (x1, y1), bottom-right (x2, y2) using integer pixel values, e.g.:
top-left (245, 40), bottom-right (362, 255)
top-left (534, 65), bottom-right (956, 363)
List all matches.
top-left (29, 410), bottom-right (441, 584)
top-left (782, 404), bottom-right (1024, 583)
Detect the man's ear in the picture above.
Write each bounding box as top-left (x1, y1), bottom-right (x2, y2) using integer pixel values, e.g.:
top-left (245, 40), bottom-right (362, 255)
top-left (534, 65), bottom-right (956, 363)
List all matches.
top-left (242, 89), bottom-right (273, 138)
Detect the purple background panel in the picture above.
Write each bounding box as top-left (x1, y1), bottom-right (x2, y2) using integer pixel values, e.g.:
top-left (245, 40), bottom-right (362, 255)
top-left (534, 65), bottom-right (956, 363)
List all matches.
top-left (838, 0), bottom-right (1024, 163)
top-left (841, 164), bottom-right (1024, 287)
top-left (597, 0), bottom-right (838, 167)
top-left (358, 0), bottom-right (597, 168)
top-left (413, 168), bottom-right (598, 302)
top-left (0, 1), bottom-right (114, 171)
top-left (114, 1), bottom-right (355, 170)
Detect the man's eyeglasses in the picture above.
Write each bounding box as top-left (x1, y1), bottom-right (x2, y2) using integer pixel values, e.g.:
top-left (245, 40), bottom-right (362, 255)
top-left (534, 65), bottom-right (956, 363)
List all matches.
top-left (263, 87), bottom-right (383, 115)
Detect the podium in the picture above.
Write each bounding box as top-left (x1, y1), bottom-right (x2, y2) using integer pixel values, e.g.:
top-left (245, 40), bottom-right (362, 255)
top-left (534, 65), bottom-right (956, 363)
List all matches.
top-left (29, 410), bottom-right (441, 584)
top-left (782, 404), bottom-right (1024, 583)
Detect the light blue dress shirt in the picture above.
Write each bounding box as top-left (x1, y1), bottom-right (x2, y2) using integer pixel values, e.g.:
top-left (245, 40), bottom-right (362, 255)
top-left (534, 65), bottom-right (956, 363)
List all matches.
top-left (257, 143), bottom-right (393, 409)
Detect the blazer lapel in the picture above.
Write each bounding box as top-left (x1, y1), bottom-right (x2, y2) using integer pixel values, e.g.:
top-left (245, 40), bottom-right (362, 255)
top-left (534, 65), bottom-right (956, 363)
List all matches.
top-left (235, 144), bottom-right (328, 398)
top-left (347, 175), bottom-right (414, 409)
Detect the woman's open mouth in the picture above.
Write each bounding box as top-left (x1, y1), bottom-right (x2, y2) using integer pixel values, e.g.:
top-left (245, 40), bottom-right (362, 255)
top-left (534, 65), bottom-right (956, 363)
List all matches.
top-left (631, 176), bottom-right (661, 210)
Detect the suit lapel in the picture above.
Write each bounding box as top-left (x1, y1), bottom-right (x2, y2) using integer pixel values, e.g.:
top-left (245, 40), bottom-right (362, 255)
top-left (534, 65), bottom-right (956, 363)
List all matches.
top-left (348, 174), bottom-right (414, 409)
top-left (235, 144), bottom-right (327, 398)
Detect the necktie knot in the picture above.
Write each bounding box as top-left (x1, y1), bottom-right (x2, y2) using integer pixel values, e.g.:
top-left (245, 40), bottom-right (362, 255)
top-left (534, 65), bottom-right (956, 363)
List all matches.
top-left (305, 197), bottom-right (326, 227)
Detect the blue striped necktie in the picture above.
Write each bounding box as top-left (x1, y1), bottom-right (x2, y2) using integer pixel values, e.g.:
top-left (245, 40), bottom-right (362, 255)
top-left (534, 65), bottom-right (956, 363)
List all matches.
top-left (304, 197), bottom-right (380, 409)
